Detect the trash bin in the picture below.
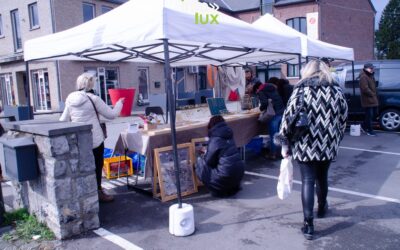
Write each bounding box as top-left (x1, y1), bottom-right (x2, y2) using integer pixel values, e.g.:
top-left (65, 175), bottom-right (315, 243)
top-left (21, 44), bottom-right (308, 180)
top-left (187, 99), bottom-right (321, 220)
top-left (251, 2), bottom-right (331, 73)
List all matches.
top-left (4, 105), bottom-right (33, 121)
top-left (108, 88), bottom-right (135, 117)
top-left (0, 137), bottom-right (38, 182)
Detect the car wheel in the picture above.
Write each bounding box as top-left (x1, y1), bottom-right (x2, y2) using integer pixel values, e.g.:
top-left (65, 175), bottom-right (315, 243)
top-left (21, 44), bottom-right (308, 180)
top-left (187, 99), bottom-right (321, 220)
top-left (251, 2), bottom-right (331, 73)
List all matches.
top-left (379, 109), bottom-right (400, 131)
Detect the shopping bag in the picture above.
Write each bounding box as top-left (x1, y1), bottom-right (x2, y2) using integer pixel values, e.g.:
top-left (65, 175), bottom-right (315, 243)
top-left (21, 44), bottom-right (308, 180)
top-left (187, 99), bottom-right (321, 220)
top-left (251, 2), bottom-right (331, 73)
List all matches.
top-left (258, 99), bottom-right (275, 123)
top-left (276, 156), bottom-right (293, 200)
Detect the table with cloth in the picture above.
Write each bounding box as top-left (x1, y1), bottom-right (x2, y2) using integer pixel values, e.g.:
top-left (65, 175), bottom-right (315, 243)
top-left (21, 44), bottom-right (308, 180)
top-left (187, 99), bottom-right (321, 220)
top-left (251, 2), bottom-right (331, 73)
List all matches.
top-left (113, 110), bottom-right (264, 195)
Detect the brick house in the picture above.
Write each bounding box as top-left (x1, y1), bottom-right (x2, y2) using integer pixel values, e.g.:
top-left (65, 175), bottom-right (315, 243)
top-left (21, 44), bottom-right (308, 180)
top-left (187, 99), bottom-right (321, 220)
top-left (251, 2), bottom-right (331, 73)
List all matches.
top-left (0, 0), bottom-right (166, 112)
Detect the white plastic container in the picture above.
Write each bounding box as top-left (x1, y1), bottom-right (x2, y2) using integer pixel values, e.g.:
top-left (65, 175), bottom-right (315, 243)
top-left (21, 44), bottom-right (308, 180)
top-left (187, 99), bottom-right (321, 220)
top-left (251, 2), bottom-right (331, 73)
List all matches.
top-left (169, 203), bottom-right (195, 236)
top-left (350, 124), bottom-right (361, 136)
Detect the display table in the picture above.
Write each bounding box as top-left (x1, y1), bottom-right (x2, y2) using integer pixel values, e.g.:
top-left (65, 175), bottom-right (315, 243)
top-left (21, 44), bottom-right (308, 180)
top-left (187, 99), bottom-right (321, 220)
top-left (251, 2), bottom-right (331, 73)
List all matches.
top-left (114, 110), bottom-right (264, 179)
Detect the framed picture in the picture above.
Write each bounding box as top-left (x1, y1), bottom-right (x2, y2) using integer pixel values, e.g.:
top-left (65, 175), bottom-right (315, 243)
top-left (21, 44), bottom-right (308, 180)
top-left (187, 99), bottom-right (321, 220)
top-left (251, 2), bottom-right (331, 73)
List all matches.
top-left (191, 137), bottom-right (209, 160)
top-left (153, 143), bottom-right (197, 202)
top-left (191, 138), bottom-right (208, 187)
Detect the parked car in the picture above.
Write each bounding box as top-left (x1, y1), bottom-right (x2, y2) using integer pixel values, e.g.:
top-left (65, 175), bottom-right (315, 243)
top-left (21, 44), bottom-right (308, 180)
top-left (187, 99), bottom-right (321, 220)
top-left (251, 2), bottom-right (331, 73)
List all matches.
top-left (335, 60), bottom-right (400, 131)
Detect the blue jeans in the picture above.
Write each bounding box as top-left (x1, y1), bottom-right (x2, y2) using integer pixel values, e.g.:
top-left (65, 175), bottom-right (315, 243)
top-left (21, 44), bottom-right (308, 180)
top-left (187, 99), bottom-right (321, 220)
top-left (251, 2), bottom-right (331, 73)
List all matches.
top-left (268, 114), bottom-right (282, 155)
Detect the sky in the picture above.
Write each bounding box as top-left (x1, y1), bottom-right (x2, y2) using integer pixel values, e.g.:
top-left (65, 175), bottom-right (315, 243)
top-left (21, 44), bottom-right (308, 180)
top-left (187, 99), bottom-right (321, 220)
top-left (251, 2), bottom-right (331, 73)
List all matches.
top-left (371, 0), bottom-right (390, 29)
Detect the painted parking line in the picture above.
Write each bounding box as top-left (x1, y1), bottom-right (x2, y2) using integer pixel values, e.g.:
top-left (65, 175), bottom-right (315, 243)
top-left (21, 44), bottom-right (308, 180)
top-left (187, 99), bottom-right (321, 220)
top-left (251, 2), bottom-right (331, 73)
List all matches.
top-left (245, 171), bottom-right (400, 204)
top-left (93, 227), bottom-right (143, 250)
top-left (339, 146), bottom-right (400, 156)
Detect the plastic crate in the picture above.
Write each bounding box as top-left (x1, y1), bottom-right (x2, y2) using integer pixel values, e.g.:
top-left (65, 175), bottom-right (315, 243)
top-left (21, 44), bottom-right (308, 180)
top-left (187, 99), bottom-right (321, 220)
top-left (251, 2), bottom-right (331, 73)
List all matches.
top-left (103, 156), bottom-right (133, 179)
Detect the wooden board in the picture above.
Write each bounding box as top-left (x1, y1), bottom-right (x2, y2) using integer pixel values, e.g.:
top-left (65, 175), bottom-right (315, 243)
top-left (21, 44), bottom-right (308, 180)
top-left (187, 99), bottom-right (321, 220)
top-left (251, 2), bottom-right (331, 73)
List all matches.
top-left (153, 143), bottom-right (198, 202)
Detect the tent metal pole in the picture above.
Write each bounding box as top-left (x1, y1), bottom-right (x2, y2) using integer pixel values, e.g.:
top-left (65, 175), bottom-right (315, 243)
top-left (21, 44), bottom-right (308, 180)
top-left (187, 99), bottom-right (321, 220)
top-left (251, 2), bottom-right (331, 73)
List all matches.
top-left (298, 54), bottom-right (302, 79)
top-left (25, 61), bottom-right (32, 119)
top-left (351, 61), bottom-right (355, 96)
top-left (162, 39), bottom-right (182, 208)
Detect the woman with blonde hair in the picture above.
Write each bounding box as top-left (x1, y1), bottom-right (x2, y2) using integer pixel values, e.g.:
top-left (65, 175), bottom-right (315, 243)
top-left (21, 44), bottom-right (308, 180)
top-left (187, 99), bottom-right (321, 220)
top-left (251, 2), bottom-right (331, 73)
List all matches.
top-left (60, 72), bottom-right (125, 202)
top-left (275, 59), bottom-right (348, 240)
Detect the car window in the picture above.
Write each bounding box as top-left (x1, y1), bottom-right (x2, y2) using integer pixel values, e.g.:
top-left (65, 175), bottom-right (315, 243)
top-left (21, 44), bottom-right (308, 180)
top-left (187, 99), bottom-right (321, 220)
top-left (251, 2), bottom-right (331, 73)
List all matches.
top-left (378, 68), bottom-right (400, 89)
top-left (345, 68), bottom-right (361, 88)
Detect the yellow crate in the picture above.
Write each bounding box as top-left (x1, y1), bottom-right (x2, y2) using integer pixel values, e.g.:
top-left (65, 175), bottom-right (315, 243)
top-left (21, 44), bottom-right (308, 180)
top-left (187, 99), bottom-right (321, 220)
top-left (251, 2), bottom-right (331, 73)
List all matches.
top-left (103, 156), bottom-right (133, 179)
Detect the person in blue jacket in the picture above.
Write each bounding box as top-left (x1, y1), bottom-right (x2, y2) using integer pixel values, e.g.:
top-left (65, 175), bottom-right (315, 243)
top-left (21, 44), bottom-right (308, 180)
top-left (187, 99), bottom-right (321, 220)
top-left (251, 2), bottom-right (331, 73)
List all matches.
top-left (196, 115), bottom-right (245, 197)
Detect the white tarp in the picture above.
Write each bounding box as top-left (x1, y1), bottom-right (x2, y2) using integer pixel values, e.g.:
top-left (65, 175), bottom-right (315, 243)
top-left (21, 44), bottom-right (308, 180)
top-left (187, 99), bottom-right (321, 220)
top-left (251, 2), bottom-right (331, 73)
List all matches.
top-left (252, 14), bottom-right (354, 61)
top-left (24, 0), bottom-right (302, 66)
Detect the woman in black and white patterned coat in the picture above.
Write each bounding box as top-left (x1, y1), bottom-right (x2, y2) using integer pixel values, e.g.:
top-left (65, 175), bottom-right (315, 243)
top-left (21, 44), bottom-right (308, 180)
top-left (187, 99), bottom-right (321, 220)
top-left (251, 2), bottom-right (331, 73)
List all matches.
top-left (274, 59), bottom-right (348, 240)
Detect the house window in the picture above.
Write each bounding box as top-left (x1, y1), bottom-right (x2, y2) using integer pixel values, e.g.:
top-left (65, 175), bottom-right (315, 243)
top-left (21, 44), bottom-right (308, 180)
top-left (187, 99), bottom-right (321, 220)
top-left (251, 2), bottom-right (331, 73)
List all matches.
top-left (287, 64), bottom-right (299, 78)
top-left (286, 17), bottom-right (307, 34)
top-left (138, 67), bottom-right (149, 100)
top-left (0, 14), bottom-right (4, 37)
top-left (0, 73), bottom-right (16, 106)
top-left (84, 67), bottom-right (119, 105)
top-left (10, 9), bottom-right (22, 51)
top-left (32, 70), bottom-right (51, 111)
top-left (28, 2), bottom-right (39, 29)
top-left (102, 6), bottom-right (112, 14)
top-left (83, 3), bottom-right (95, 22)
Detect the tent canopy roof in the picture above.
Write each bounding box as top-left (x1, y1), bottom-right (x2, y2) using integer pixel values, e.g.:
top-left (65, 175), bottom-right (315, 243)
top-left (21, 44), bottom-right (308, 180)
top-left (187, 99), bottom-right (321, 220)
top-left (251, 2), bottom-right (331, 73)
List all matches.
top-left (24, 0), bottom-right (303, 66)
top-left (252, 14), bottom-right (354, 61)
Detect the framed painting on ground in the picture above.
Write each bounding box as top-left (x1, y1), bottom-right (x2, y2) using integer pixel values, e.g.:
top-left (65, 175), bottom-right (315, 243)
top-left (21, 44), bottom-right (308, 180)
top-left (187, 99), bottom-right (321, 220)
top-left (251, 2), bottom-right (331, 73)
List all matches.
top-left (153, 143), bottom-right (197, 202)
top-left (191, 137), bottom-right (208, 187)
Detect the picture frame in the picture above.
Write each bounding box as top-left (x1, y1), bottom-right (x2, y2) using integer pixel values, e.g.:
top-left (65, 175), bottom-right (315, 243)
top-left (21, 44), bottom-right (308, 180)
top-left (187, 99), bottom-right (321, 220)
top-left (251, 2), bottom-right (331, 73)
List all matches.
top-left (153, 143), bottom-right (197, 202)
top-left (191, 138), bottom-right (209, 187)
top-left (191, 137), bottom-right (209, 160)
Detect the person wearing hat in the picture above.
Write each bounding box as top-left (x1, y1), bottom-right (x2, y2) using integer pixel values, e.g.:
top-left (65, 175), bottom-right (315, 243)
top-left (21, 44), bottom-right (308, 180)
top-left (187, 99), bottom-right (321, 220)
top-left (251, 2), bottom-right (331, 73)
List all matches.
top-left (359, 63), bottom-right (378, 136)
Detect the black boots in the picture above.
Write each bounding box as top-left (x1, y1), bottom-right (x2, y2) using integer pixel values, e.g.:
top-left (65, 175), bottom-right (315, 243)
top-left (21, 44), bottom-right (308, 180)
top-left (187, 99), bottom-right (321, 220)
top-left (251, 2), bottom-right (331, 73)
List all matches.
top-left (301, 219), bottom-right (314, 240)
top-left (317, 203), bottom-right (328, 218)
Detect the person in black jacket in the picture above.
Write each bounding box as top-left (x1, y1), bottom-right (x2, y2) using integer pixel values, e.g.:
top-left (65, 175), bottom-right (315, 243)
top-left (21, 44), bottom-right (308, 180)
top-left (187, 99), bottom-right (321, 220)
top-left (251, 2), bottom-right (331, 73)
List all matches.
top-left (276, 78), bottom-right (293, 107)
top-left (196, 115), bottom-right (244, 197)
top-left (257, 80), bottom-right (285, 159)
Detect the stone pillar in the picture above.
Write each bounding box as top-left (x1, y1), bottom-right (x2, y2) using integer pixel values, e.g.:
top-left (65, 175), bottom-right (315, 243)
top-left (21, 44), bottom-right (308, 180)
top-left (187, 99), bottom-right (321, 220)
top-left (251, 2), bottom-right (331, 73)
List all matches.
top-left (2, 120), bottom-right (99, 239)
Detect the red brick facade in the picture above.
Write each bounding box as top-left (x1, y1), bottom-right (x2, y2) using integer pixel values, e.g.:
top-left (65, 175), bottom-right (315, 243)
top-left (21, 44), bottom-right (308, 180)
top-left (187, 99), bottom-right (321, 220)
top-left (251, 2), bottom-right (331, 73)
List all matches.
top-left (273, 0), bottom-right (375, 60)
top-left (319, 0), bottom-right (375, 60)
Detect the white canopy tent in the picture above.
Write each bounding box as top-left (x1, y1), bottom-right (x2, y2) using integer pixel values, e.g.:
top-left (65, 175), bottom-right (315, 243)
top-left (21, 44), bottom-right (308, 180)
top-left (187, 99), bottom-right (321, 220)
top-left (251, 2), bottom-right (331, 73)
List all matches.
top-left (24, 0), bottom-right (306, 205)
top-left (25, 0), bottom-right (302, 66)
top-left (252, 14), bottom-right (354, 61)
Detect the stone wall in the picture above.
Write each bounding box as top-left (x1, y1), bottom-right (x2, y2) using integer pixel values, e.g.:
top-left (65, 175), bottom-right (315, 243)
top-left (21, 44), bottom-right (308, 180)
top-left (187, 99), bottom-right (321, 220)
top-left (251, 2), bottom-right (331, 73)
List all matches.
top-left (2, 120), bottom-right (99, 239)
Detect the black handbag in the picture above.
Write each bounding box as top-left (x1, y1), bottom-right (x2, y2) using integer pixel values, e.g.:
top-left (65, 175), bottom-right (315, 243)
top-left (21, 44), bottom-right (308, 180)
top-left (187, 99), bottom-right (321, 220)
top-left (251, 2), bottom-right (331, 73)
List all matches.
top-left (287, 86), bottom-right (309, 142)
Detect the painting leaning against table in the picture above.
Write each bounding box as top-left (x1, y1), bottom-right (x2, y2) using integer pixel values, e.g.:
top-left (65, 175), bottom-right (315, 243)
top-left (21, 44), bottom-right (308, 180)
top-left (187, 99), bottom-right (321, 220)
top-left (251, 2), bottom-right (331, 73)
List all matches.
top-left (154, 143), bottom-right (198, 201)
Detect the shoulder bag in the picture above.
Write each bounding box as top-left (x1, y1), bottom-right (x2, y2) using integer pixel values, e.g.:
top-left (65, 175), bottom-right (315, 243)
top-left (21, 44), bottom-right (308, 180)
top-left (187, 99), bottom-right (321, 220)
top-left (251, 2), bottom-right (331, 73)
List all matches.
top-left (86, 94), bottom-right (107, 138)
top-left (258, 99), bottom-right (275, 123)
top-left (287, 86), bottom-right (309, 142)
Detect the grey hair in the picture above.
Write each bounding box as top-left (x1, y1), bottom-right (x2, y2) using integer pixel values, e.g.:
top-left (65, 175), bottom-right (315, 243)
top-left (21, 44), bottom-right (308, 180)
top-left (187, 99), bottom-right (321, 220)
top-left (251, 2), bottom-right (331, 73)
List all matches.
top-left (300, 59), bottom-right (333, 83)
top-left (76, 72), bottom-right (96, 91)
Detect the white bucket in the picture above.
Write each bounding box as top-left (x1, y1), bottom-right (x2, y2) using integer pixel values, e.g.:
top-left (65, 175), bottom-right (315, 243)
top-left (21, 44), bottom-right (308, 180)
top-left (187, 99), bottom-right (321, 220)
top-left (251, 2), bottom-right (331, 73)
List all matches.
top-left (169, 203), bottom-right (195, 236)
top-left (350, 124), bottom-right (361, 136)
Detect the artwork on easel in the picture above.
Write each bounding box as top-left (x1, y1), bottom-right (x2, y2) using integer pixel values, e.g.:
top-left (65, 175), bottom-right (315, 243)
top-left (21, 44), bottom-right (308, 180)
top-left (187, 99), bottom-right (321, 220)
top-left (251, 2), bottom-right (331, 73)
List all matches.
top-left (191, 138), bottom-right (208, 187)
top-left (153, 143), bottom-right (197, 202)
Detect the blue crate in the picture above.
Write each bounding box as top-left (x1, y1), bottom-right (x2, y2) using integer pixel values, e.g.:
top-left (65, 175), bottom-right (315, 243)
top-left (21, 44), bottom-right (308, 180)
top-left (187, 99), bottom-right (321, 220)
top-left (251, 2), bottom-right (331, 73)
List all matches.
top-left (246, 137), bottom-right (263, 154)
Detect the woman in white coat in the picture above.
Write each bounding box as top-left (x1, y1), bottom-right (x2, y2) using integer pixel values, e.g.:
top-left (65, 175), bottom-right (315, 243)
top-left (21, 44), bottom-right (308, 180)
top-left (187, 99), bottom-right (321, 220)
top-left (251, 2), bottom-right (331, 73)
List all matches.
top-left (60, 72), bottom-right (124, 202)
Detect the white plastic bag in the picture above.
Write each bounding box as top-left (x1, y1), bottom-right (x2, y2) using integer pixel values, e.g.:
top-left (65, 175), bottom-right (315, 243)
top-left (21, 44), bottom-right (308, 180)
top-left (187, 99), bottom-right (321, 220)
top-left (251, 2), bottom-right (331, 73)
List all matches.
top-left (277, 157), bottom-right (293, 200)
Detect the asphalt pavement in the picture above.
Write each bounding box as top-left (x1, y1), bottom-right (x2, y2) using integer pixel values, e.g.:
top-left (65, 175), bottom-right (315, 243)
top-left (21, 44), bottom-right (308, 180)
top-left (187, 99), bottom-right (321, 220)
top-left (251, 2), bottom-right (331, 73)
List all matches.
top-left (1, 126), bottom-right (400, 249)
top-left (56, 131), bottom-right (400, 249)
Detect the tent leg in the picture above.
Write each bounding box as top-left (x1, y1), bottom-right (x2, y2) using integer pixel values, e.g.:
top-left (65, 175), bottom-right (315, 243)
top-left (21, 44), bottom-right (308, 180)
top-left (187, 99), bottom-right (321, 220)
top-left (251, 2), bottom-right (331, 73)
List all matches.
top-left (162, 39), bottom-right (182, 208)
top-left (298, 54), bottom-right (302, 79)
top-left (351, 61), bottom-right (355, 96)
